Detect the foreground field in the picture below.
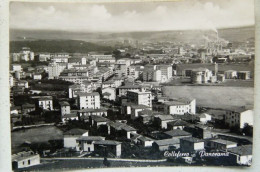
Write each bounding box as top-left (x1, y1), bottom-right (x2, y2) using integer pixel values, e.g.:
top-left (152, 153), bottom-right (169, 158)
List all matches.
top-left (12, 126), bottom-right (63, 152)
top-left (163, 86), bottom-right (254, 109)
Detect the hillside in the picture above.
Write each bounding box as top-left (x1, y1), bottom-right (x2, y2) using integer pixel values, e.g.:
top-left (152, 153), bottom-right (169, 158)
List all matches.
top-left (10, 40), bottom-right (114, 53)
top-left (10, 26), bottom-right (255, 43)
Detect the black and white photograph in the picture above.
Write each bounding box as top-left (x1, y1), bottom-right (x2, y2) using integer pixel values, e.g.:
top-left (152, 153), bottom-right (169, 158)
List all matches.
top-left (6, 0), bottom-right (256, 171)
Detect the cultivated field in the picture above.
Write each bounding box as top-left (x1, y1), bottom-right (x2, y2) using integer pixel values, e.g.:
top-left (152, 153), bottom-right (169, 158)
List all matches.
top-left (162, 86), bottom-right (254, 109)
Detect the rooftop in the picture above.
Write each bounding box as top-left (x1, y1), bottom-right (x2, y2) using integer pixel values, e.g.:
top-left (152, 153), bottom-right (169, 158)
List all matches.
top-left (227, 145), bottom-right (252, 156)
top-left (164, 129), bottom-right (191, 137)
top-left (211, 139), bottom-right (237, 145)
top-left (94, 140), bottom-right (121, 146)
top-left (64, 128), bottom-right (88, 136)
top-left (155, 115), bottom-right (174, 121)
top-left (181, 137), bottom-right (203, 143)
top-left (154, 138), bottom-right (180, 146)
top-left (76, 92), bottom-right (100, 97)
top-left (76, 136), bottom-right (105, 141)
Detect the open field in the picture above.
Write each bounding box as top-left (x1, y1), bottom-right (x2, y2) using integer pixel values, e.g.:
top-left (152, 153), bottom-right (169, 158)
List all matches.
top-left (12, 126), bottom-right (63, 150)
top-left (162, 86), bottom-right (254, 109)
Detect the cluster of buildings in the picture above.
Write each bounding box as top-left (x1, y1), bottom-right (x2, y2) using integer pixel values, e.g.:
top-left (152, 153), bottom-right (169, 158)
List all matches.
top-left (10, 42), bottom-right (254, 169)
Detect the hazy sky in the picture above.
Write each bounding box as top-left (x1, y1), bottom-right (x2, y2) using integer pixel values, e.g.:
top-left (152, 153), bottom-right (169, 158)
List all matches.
top-left (10, 0), bottom-right (255, 32)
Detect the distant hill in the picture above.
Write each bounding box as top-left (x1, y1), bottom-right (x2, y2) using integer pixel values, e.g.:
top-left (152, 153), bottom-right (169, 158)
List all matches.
top-left (10, 26), bottom-right (254, 43)
top-left (10, 40), bottom-right (114, 53)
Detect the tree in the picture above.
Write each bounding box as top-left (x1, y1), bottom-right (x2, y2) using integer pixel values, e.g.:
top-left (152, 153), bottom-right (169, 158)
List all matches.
top-left (242, 123), bottom-right (253, 136)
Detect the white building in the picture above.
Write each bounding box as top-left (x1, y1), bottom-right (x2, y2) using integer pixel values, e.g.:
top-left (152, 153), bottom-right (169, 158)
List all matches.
top-left (164, 98), bottom-right (196, 115)
top-left (225, 108), bottom-right (254, 128)
top-left (37, 97), bottom-right (53, 110)
top-left (180, 137), bottom-right (204, 152)
top-left (127, 90), bottom-right (152, 107)
top-left (12, 151), bottom-right (40, 169)
top-left (47, 63), bottom-right (67, 79)
top-left (33, 73), bottom-right (42, 80)
top-left (12, 64), bottom-right (22, 72)
top-left (118, 85), bottom-right (143, 97)
top-left (156, 65), bottom-right (173, 80)
top-left (224, 70), bottom-right (237, 79)
top-left (77, 92), bottom-right (100, 109)
top-left (64, 128), bottom-right (89, 150)
top-left (102, 87), bottom-right (116, 101)
top-left (76, 136), bottom-right (105, 152)
top-left (191, 68), bottom-right (213, 84)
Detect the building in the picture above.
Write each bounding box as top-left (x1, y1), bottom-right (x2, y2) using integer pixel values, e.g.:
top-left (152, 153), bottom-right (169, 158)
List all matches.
top-left (164, 129), bottom-right (192, 139)
top-left (180, 137), bottom-right (204, 153)
top-left (77, 92), bottom-right (100, 109)
top-left (33, 73), bottom-right (42, 80)
top-left (59, 101), bottom-right (70, 116)
top-left (224, 70), bottom-right (237, 79)
top-left (153, 138), bottom-right (180, 151)
top-left (37, 97), bottom-right (53, 110)
top-left (94, 140), bottom-right (122, 157)
top-left (196, 113), bottom-right (212, 124)
top-left (154, 115), bottom-right (175, 129)
top-left (78, 109), bottom-right (108, 122)
top-left (127, 90), bottom-right (152, 107)
top-left (12, 64), bottom-right (22, 72)
top-left (167, 119), bottom-right (189, 130)
top-left (227, 145), bottom-right (252, 166)
top-left (237, 71), bottom-right (251, 80)
top-left (164, 98), bottom-right (196, 115)
top-left (118, 85), bottom-right (143, 97)
top-left (191, 68), bottom-right (213, 84)
top-left (12, 151), bottom-right (40, 169)
top-left (47, 62), bottom-right (67, 79)
top-left (130, 105), bottom-right (152, 119)
top-left (225, 108), bottom-right (253, 128)
top-left (156, 65), bottom-right (173, 81)
top-left (102, 87), bottom-right (116, 101)
top-left (63, 129), bottom-right (89, 150)
top-left (76, 136), bottom-right (105, 152)
top-left (207, 139), bottom-right (237, 150)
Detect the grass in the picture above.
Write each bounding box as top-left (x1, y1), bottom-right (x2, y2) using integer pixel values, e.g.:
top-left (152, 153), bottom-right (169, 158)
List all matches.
top-left (12, 126), bottom-right (63, 151)
top-left (162, 86), bottom-right (254, 109)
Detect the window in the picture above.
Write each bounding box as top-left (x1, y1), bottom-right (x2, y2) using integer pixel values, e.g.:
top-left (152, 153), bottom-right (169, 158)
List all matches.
top-left (28, 160), bottom-right (30, 165)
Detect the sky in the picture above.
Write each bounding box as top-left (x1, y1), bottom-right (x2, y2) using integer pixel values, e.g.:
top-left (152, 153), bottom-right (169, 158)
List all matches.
top-left (9, 0), bottom-right (255, 32)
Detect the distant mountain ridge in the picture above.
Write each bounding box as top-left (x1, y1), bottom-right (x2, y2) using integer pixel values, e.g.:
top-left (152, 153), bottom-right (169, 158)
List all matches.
top-left (10, 26), bottom-right (254, 43)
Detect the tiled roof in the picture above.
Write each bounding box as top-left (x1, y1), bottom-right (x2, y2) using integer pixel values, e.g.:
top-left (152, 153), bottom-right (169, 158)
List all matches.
top-left (64, 128), bottom-right (88, 136)
top-left (164, 129), bottom-right (191, 137)
top-left (227, 145), bottom-right (252, 156)
top-left (76, 136), bottom-right (105, 141)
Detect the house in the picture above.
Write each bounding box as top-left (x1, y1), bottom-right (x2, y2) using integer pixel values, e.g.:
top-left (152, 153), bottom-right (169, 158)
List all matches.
top-left (78, 108), bottom-right (108, 121)
top-left (17, 80), bottom-right (29, 88)
top-left (167, 119), bottom-right (189, 130)
top-left (12, 151), bottom-right (40, 169)
top-left (224, 70), bottom-right (237, 79)
top-left (76, 136), bottom-right (105, 152)
top-left (225, 108), bottom-right (253, 129)
top-left (89, 115), bottom-right (110, 129)
top-left (109, 122), bottom-right (137, 139)
top-left (180, 137), bottom-right (204, 153)
top-left (62, 112), bottom-right (79, 123)
top-left (118, 85), bottom-right (143, 97)
top-left (164, 98), bottom-right (196, 115)
top-left (164, 129), bottom-right (192, 139)
top-left (102, 87), bottom-right (116, 101)
top-left (63, 128), bottom-right (89, 150)
top-left (153, 138), bottom-right (180, 151)
top-left (77, 92), bottom-right (100, 109)
top-left (127, 90), bottom-right (152, 107)
top-left (237, 71), bottom-right (250, 80)
top-left (191, 68), bottom-right (213, 83)
top-left (33, 73), bottom-right (42, 80)
top-left (94, 140), bottom-right (122, 157)
top-left (226, 145), bottom-right (252, 166)
top-left (131, 133), bottom-right (154, 147)
top-left (138, 110), bottom-right (162, 124)
top-left (207, 139), bottom-right (237, 150)
top-left (59, 101), bottom-right (70, 116)
top-left (153, 115), bottom-right (175, 129)
top-left (196, 113), bottom-right (212, 124)
top-left (130, 104), bottom-right (152, 119)
top-left (37, 97), bottom-right (53, 110)
top-left (102, 80), bottom-right (116, 88)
